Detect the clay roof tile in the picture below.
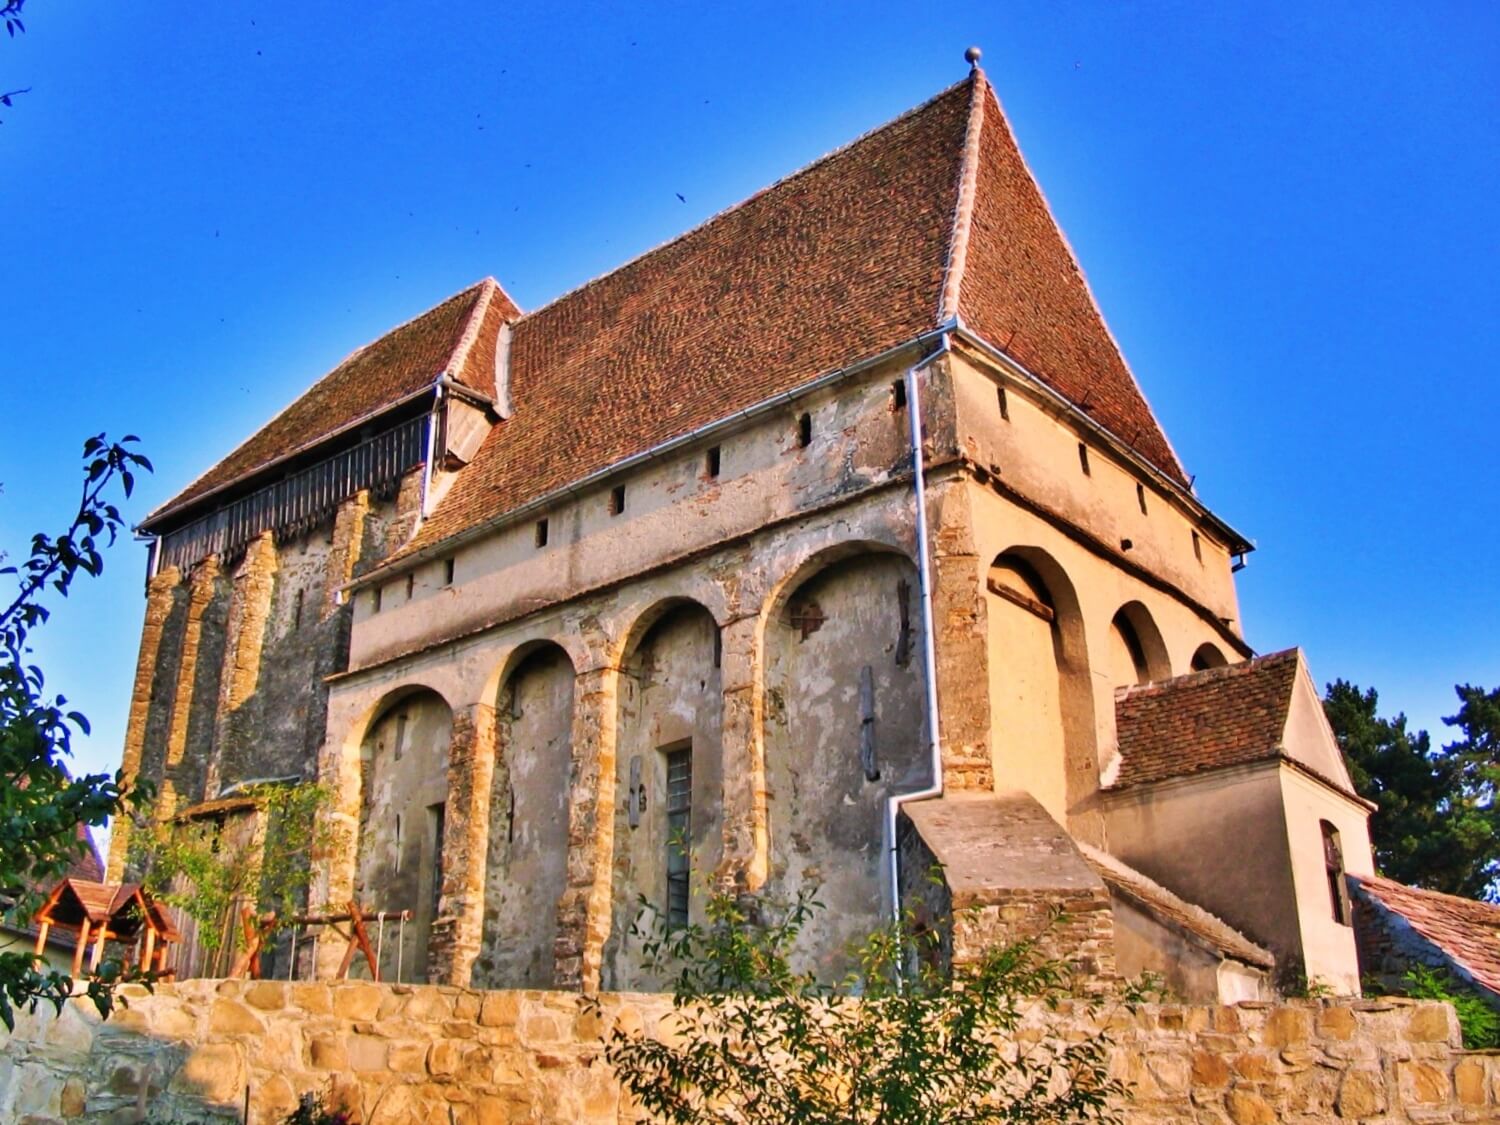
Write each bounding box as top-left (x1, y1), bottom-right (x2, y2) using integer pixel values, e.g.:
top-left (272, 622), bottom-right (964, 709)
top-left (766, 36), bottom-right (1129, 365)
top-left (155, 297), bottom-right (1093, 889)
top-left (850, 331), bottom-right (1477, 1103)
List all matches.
top-left (1353, 874), bottom-right (1500, 997)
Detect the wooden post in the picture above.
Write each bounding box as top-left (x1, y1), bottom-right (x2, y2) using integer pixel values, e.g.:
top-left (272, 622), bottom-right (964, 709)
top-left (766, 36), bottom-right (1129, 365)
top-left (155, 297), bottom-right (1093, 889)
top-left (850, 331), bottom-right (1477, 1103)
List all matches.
top-left (72, 920), bottom-right (90, 977)
top-left (33, 921), bottom-right (50, 959)
top-left (89, 923), bottom-right (109, 971)
top-left (142, 928), bottom-right (157, 976)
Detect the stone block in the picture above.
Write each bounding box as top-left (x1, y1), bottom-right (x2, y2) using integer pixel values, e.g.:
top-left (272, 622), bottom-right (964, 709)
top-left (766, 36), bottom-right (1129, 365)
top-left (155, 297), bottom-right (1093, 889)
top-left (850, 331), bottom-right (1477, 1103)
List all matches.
top-left (1261, 1007), bottom-right (1310, 1049)
top-left (1407, 1003), bottom-right (1457, 1044)
top-left (348, 1034), bottom-right (389, 1072)
top-left (169, 1042), bottom-right (246, 1104)
top-left (309, 1035), bottom-right (349, 1071)
top-left (1225, 1087), bottom-right (1278, 1125)
top-left (244, 981), bottom-right (288, 1011)
top-left (291, 982), bottom-right (332, 1014)
top-left (59, 1077), bottom-right (85, 1118)
top-left (1191, 1050), bottom-right (1231, 1088)
top-left (331, 982), bottom-right (382, 1022)
top-left (208, 998), bottom-right (265, 1036)
top-left (1455, 1058), bottom-right (1488, 1106)
top-left (479, 991), bottom-right (521, 1028)
top-left (1318, 1005), bottom-right (1358, 1041)
top-left (1399, 1059), bottom-right (1452, 1105)
top-left (388, 1042), bottom-right (428, 1073)
top-left (1335, 1068), bottom-right (1385, 1119)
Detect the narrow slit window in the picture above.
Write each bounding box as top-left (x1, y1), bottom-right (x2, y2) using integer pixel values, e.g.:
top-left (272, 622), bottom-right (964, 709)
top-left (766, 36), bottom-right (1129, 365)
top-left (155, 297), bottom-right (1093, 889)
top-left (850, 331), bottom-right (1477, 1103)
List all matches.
top-left (890, 379), bottom-right (907, 410)
top-left (535, 518), bottom-right (549, 548)
top-left (394, 814), bottom-right (403, 873)
top-left (665, 747), bottom-right (692, 929)
top-left (1322, 821), bottom-right (1351, 925)
top-left (393, 710), bottom-right (408, 761)
top-left (1078, 443), bottom-right (1091, 476)
top-left (705, 446), bottom-right (721, 478)
top-left (997, 386), bottom-right (1010, 421)
top-left (1192, 530), bottom-right (1203, 563)
top-left (797, 412), bottom-right (812, 448)
top-left (428, 803), bottom-right (447, 916)
top-left (371, 586), bottom-right (383, 614)
top-left (405, 573), bottom-right (415, 601)
top-left (293, 588), bottom-right (304, 630)
top-left (610, 485), bottom-right (626, 516)
top-left (1137, 482), bottom-right (1148, 515)
top-left (442, 557), bottom-right (456, 586)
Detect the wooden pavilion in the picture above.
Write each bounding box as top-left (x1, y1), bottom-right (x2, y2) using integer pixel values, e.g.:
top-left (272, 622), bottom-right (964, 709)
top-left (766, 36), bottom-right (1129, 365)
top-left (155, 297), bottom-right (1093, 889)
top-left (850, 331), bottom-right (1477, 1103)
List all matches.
top-left (32, 878), bottom-right (179, 978)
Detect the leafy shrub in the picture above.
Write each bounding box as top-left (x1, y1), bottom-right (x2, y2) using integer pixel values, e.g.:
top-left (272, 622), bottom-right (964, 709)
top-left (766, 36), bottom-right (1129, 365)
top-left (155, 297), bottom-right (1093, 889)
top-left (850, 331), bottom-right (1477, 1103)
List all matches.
top-left (593, 890), bottom-right (1132, 1124)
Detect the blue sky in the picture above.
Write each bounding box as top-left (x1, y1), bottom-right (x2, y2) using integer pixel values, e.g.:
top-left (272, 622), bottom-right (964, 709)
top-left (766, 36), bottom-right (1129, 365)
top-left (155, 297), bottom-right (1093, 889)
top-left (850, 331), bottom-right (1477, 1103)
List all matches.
top-left (2, 2), bottom-right (1496, 808)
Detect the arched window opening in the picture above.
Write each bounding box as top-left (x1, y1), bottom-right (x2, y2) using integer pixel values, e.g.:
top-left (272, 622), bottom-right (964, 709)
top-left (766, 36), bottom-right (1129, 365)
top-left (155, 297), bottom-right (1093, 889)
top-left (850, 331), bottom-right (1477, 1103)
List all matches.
top-left (1191, 642), bottom-right (1229, 672)
top-left (1108, 610), bottom-right (1151, 688)
top-left (1322, 820), bottom-right (1351, 926)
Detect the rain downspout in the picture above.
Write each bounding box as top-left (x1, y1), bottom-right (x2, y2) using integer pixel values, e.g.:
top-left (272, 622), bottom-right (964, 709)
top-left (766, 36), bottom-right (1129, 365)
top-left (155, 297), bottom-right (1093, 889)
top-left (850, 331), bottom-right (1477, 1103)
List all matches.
top-left (886, 327), bottom-right (953, 930)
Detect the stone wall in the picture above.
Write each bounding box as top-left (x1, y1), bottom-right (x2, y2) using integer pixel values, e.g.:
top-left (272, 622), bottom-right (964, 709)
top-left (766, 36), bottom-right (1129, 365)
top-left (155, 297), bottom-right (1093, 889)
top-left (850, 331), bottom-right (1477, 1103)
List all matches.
top-left (2, 981), bottom-right (1496, 1124)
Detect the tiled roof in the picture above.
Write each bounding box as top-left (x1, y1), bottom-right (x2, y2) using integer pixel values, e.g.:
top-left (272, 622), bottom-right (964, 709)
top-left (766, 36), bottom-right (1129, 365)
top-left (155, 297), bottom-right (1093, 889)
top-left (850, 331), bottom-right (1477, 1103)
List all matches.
top-left (954, 82), bottom-right (1185, 482)
top-left (1353, 874), bottom-right (1500, 997)
top-left (1080, 844), bottom-right (1274, 968)
top-left (404, 70), bottom-right (1187, 555)
top-left (1109, 649), bottom-right (1301, 790)
top-left (153, 69), bottom-right (1191, 552)
top-left (147, 278), bottom-right (519, 525)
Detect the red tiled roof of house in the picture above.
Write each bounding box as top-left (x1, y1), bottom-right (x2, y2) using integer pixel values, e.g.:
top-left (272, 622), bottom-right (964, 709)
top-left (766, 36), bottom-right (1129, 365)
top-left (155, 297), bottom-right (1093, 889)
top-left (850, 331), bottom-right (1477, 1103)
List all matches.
top-left (147, 278), bottom-right (519, 525)
top-left (1108, 649), bottom-right (1301, 790)
top-left (408, 71), bottom-right (1185, 553)
top-left (1079, 844), bottom-right (1274, 968)
top-left (1353, 874), bottom-right (1500, 996)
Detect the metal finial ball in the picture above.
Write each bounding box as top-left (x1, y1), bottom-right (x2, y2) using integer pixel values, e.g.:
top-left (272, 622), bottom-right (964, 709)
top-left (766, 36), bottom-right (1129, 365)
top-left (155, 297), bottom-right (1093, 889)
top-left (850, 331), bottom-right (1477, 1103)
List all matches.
top-left (964, 46), bottom-right (982, 68)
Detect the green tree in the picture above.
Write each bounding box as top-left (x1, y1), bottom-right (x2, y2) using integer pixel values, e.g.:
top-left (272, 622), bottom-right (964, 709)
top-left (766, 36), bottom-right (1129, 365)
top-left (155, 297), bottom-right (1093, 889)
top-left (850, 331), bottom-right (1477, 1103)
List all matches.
top-left (596, 891), bottom-right (1131, 1124)
top-left (1, 0), bottom-right (31, 122)
top-left (1325, 679), bottom-right (1499, 900)
top-left (0, 434), bottom-right (152, 1028)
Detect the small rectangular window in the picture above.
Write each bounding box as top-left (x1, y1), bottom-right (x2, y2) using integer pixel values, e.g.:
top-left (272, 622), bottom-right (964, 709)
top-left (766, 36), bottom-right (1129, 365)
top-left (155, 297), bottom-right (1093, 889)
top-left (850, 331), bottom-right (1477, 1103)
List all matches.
top-left (293, 588), bottom-right (305, 630)
top-left (442, 557), bottom-right (456, 586)
top-left (610, 485), bottom-right (626, 516)
top-left (797, 412), bottom-right (812, 448)
top-left (405, 573), bottom-right (415, 601)
top-left (1192, 530), bottom-right (1203, 562)
top-left (997, 386), bottom-right (1010, 421)
top-left (1078, 443), bottom-right (1091, 476)
top-left (890, 380), bottom-right (907, 410)
top-left (371, 586), bottom-right (383, 614)
top-left (428, 803), bottom-right (447, 915)
top-left (535, 518), bottom-right (549, 547)
top-left (1136, 482), bottom-right (1148, 515)
top-left (705, 446), bottom-right (721, 478)
top-left (665, 747), bottom-right (692, 929)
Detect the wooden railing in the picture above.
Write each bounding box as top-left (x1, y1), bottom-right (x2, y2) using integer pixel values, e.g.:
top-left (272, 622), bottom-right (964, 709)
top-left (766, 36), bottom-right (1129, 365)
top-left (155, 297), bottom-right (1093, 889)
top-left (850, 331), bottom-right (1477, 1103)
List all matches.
top-left (158, 415), bottom-right (428, 572)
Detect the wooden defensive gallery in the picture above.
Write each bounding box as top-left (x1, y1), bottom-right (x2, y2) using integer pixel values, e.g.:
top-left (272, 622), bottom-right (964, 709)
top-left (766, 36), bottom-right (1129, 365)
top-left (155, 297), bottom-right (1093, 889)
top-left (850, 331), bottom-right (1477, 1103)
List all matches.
top-left (109, 60), bottom-right (1386, 1001)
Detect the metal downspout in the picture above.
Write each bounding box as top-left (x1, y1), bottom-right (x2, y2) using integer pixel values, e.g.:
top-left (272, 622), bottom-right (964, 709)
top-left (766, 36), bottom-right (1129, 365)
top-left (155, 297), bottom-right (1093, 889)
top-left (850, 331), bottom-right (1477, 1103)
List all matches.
top-left (886, 329), bottom-right (953, 934)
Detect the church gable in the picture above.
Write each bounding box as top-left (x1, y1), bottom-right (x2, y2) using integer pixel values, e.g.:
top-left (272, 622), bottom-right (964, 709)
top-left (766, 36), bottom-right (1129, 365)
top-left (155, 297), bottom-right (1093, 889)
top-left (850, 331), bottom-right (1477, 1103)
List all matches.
top-left (147, 277), bottom-right (519, 527)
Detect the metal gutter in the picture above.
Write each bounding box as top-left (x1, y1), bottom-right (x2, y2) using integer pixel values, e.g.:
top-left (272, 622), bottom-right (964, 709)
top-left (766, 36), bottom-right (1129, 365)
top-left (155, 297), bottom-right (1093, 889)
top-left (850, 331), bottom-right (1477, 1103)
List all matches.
top-left (344, 324), bottom-right (959, 593)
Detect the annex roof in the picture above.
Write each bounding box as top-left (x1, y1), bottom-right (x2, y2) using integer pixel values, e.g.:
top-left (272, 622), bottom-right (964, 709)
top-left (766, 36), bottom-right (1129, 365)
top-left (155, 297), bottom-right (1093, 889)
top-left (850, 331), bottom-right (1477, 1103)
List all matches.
top-left (1079, 844), bottom-right (1274, 969)
top-left (1352, 874), bottom-right (1500, 998)
top-left (1108, 649), bottom-right (1302, 790)
top-left (146, 278), bottom-right (519, 526)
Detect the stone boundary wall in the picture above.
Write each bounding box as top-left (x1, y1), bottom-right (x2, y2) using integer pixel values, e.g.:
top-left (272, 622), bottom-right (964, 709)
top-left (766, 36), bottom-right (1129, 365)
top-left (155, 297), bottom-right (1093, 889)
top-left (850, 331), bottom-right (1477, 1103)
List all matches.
top-left (1, 980), bottom-right (1497, 1123)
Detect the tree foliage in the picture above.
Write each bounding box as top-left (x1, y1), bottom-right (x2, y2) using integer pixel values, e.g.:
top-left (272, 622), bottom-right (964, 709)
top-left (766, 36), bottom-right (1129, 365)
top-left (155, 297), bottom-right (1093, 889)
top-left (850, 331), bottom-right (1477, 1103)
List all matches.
top-left (128, 782), bottom-right (327, 972)
top-left (595, 891), bottom-right (1132, 1124)
top-left (1, 0), bottom-right (31, 121)
top-left (1325, 679), bottom-right (1500, 900)
top-left (0, 433), bottom-right (152, 1029)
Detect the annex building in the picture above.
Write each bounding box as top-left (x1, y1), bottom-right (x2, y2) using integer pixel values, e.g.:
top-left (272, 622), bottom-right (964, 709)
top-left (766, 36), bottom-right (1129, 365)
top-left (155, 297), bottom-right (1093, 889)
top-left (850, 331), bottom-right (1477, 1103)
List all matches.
top-left (108, 62), bottom-right (1381, 1001)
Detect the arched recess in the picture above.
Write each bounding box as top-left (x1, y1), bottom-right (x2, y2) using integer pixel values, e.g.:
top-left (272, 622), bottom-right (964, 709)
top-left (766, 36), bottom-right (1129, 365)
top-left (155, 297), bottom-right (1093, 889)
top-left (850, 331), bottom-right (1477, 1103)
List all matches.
top-left (353, 685), bottom-right (453, 983)
top-left (1191, 642), bottom-right (1229, 672)
top-left (602, 598), bottom-right (724, 989)
top-left (761, 546), bottom-right (928, 979)
top-left (473, 640), bottom-right (576, 989)
top-left (1107, 601), bottom-right (1172, 688)
top-left (985, 548), bottom-right (1097, 825)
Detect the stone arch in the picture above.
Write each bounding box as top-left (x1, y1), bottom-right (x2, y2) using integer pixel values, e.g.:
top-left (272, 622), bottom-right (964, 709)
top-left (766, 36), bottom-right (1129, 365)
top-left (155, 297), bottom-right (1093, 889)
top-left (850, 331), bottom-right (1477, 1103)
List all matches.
top-left (352, 684), bottom-right (454, 983)
top-left (473, 639), bottom-right (577, 989)
top-left (760, 545), bottom-right (928, 978)
top-left (985, 547), bottom-right (1097, 825)
top-left (1107, 601), bottom-right (1172, 687)
top-left (603, 597), bottom-right (724, 989)
top-left (1191, 642), bottom-right (1229, 671)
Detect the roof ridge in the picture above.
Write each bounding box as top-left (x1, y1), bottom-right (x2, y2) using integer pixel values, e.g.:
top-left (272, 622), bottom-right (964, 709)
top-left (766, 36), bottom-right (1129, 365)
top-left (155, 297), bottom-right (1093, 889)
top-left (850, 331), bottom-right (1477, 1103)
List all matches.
top-left (936, 71), bottom-right (986, 323)
top-left (1116, 646), bottom-right (1298, 703)
top-left (1357, 873), bottom-right (1500, 917)
top-left (509, 78), bottom-right (973, 331)
top-left (969, 80), bottom-right (1189, 483)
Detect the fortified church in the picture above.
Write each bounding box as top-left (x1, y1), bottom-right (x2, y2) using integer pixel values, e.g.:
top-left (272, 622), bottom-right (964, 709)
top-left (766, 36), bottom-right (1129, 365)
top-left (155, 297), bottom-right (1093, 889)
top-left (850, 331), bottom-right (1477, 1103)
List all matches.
top-left (109, 58), bottom-right (1381, 1002)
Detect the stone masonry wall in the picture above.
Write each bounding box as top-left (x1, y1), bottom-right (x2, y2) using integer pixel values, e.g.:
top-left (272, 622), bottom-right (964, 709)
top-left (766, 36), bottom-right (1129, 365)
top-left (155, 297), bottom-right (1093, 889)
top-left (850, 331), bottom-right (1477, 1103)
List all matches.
top-left (2, 982), bottom-right (1496, 1124)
